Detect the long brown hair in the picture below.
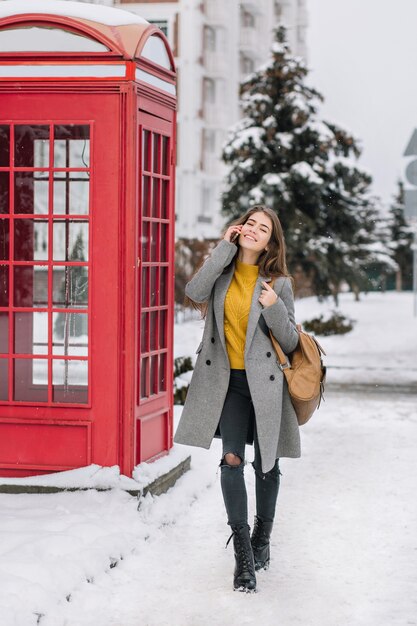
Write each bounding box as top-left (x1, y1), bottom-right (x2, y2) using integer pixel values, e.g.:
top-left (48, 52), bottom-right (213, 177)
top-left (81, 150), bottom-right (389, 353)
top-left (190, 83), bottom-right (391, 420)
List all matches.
top-left (184, 205), bottom-right (291, 317)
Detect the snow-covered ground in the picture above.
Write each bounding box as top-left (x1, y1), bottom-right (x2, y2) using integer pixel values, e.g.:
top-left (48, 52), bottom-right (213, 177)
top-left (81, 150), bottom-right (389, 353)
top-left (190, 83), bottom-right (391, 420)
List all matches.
top-left (175, 291), bottom-right (417, 389)
top-left (0, 291), bottom-right (416, 625)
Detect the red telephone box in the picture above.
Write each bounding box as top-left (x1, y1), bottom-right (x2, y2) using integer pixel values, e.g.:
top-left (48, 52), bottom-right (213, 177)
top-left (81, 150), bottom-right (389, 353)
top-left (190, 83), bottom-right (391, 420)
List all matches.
top-left (0, 1), bottom-right (176, 477)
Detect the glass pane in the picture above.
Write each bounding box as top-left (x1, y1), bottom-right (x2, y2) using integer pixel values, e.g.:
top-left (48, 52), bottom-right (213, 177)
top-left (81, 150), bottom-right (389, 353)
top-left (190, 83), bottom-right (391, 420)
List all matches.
top-left (53, 266), bottom-right (88, 309)
top-left (140, 356), bottom-right (149, 398)
top-left (141, 312), bottom-right (149, 353)
top-left (0, 219), bottom-right (9, 261)
top-left (140, 36), bottom-right (172, 70)
top-left (52, 359), bottom-right (88, 404)
top-left (53, 173), bottom-right (89, 215)
top-left (14, 219), bottom-right (48, 261)
top-left (150, 266), bottom-right (158, 307)
top-left (15, 125), bottom-right (49, 168)
top-left (160, 267), bottom-right (168, 306)
top-left (14, 266), bottom-right (47, 308)
top-left (150, 354), bottom-right (158, 395)
top-left (141, 266), bottom-right (149, 307)
top-left (53, 312), bottom-right (88, 357)
top-left (14, 312), bottom-right (48, 355)
top-left (151, 221), bottom-right (159, 260)
top-left (160, 223), bottom-right (168, 262)
top-left (0, 265), bottom-right (8, 307)
top-left (141, 220), bottom-right (150, 261)
top-left (162, 136), bottom-right (169, 175)
top-left (150, 311), bottom-right (158, 351)
top-left (14, 358), bottom-right (48, 402)
top-left (152, 179), bottom-right (160, 218)
top-left (0, 26), bottom-right (109, 53)
top-left (159, 353), bottom-right (166, 392)
top-left (161, 180), bottom-right (169, 219)
top-left (142, 176), bottom-right (151, 217)
top-left (0, 312), bottom-right (8, 353)
top-left (143, 130), bottom-right (151, 171)
top-left (0, 126), bottom-right (10, 167)
top-left (159, 309), bottom-right (167, 349)
top-left (0, 172), bottom-right (9, 215)
top-left (53, 220), bottom-right (89, 262)
top-left (54, 125), bottom-right (90, 168)
top-left (153, 134), bottom-right (160, 173)
top-left (14, 172), bottom-right (49, 214)
top-left (0, 358), bottom-right (7, 400)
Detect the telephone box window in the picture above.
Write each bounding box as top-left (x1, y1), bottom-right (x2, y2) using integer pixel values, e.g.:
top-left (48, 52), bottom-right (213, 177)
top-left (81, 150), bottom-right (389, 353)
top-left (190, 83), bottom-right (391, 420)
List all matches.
top-left (0, 126), bottom-right (10, 166)
top-left (1, 122), bottom-right (91, 404)
top-left (0, 219), bottom-right (9, 260)
top-left (0, 26), bottom-right (109, 53)
top-left (0, 172), bottom-right (9, 215)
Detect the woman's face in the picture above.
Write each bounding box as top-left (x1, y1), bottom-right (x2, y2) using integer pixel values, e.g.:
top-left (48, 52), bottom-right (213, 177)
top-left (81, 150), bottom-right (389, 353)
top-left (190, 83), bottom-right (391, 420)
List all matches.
top-left (238, 211), bottom-right (273, 253)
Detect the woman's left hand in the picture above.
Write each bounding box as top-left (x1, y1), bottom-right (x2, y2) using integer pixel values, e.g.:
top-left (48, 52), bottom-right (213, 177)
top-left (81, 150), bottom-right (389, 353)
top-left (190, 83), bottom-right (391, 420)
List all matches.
top-left (259, 281), bottom-right (278, 308)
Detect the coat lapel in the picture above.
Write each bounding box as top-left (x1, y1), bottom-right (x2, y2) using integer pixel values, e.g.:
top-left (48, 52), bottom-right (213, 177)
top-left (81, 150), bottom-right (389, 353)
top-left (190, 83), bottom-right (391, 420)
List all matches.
top-left (213, 262), bottom-right (235, 356)
top-left (244, 274), bottom-right (272, 359)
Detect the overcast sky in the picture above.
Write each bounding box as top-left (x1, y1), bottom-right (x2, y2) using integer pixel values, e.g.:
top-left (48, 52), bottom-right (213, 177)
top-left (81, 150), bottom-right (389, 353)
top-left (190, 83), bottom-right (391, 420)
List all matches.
top-left (306, 0), bottom-right (417, 208)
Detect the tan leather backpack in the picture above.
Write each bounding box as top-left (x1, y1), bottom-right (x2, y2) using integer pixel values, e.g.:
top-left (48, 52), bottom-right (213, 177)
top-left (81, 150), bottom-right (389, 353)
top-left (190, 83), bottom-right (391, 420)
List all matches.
top-left (268, 325), bottom-right (326, 425)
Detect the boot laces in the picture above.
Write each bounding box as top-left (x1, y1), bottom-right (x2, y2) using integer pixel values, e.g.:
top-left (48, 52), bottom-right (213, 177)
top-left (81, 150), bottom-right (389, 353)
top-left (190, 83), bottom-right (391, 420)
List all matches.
top-left (226, 528), bottom-right (253, 571)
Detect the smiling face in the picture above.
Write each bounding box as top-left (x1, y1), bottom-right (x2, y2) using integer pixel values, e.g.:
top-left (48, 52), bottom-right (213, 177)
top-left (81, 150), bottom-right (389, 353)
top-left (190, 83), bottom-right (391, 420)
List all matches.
top-left (238, 211), bottom-right (273, 253)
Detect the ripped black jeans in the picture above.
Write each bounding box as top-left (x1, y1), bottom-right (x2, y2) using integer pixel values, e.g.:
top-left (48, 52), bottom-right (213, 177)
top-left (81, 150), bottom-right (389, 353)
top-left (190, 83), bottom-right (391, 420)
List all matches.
top-left (219, 369), bottom-right (281, 527)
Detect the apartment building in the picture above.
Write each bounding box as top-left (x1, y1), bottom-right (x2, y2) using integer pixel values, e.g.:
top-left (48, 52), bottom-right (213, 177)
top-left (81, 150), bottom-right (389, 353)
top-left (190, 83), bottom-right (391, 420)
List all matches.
top-left (115, 0), bottom-right (308, 238)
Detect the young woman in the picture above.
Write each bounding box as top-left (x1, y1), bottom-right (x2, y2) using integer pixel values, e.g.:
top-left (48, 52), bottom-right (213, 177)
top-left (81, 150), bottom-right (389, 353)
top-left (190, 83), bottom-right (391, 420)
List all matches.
top-left (174, 205), bottom-right (300, 592)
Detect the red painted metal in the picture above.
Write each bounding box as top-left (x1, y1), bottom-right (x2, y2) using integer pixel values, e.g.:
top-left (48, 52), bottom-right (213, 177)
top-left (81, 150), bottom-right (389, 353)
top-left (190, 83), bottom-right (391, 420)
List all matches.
top-left (0, 8), bottom-right (176, 478)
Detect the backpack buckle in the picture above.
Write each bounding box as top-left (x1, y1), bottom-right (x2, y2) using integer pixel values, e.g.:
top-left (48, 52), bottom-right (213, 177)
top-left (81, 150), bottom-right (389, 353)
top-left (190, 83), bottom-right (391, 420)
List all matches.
top-left (278, 360), bottom-right (290, 371)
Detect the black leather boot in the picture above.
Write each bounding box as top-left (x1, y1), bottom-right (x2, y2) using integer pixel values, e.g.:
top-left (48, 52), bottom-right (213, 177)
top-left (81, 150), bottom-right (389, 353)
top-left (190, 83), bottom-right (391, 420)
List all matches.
top-left (251, 515), bottom-right (273, 571)
top-left (227, 523), bottom-right (257, 592)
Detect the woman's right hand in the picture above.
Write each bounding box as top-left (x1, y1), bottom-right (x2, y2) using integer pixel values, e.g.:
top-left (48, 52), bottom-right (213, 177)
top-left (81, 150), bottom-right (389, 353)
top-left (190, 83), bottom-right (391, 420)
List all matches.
top-left (223, 224), bottom-right (242, 243)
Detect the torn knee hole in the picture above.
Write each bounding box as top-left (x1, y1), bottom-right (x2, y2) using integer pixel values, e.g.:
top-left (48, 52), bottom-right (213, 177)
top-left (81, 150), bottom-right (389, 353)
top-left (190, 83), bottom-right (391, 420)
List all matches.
top-left (222, 452), bottom-right (243, 467)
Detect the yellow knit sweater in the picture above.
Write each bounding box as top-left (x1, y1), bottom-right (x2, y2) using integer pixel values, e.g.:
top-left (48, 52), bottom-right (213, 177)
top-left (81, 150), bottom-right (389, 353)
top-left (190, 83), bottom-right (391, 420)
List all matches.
top-left (224, 259), bottom-right (259, 369)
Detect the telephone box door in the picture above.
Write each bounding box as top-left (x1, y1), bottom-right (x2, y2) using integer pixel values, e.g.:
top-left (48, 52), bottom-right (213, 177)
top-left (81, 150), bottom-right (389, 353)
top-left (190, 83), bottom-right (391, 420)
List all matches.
top-left (0, 92), bottom-right (121, 475)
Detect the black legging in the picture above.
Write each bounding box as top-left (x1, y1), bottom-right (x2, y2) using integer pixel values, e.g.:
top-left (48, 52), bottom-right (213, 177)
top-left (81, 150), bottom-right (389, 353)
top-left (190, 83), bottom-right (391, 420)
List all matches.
top-left (219, 369), bottom-right (281, 526)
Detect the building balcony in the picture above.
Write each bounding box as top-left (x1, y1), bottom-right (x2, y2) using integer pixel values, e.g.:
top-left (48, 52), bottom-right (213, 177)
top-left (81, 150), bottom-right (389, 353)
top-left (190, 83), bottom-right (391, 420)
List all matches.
top-left (203, 103), bottom-right (227, 126)
top-left (240, 27), bottom-right (258, 52)
top-left (204, 50), bottom-right (227, 75)
top-left (203, 152), bottom-right (224, 176)
top-left (204, 0), bottom-right (229, 24)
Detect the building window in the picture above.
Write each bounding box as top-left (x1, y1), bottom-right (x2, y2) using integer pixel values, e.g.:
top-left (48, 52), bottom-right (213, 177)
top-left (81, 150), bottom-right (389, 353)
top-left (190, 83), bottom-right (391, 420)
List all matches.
top-left (203, 78), bottom-right (216, 104)
top-left (203, 129), bottom-right (216, 153)
top-left (240, 54), bottom-right (255, 75)
top-left (274, 2), bottom-right (283, 18)
top-left (204, 26), bottom-right (216, 52)
top-left (241, 10), bottom-right (256, 28)
top-left (148, 20), bottom-right (169, 38)
top-left (198, 186), bottom-right (212, 223)
top-left (297, 25), bottom-right (306, 44)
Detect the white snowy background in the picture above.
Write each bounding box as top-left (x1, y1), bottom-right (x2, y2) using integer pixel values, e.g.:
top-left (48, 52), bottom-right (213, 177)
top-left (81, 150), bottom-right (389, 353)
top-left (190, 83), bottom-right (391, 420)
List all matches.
top-left (0, 291), bottom-right (416, 626)
top-left (307, 0), bottom-right (417, 207)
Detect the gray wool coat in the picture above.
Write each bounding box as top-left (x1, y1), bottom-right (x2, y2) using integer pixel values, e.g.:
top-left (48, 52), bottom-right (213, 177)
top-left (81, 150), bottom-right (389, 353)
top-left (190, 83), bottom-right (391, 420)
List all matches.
top-left (174, 239), bottom-right (301, 473)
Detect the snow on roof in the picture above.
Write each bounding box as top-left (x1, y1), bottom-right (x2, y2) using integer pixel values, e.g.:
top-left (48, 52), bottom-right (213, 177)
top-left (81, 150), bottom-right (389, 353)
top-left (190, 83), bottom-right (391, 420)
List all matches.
top-left (0, 0), bottom-right (148, 27)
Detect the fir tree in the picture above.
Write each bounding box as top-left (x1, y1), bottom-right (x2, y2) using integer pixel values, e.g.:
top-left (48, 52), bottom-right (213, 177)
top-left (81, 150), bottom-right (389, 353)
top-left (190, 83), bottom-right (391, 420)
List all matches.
top-left (221, 26), bottom-right (392, 301)
top-left (387, 180), bottom-right (414, 290)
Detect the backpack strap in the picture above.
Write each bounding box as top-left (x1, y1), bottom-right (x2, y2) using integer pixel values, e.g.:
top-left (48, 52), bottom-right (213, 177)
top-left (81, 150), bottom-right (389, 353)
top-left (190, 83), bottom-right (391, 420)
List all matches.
top-left (258, 310), bottom-right (291, 371)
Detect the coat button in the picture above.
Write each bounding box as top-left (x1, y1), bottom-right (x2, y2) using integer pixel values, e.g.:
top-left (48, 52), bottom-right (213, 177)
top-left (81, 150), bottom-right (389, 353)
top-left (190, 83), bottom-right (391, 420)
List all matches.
top-left (266, 351), bottom-right (271, 357)
top-left (211, 337), bottom-right (215, 343)
top-left (206, 360), bottom-right (211, 366)
top-left (270, 375), bottom-right (275, 381)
